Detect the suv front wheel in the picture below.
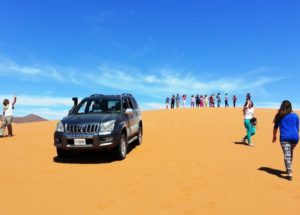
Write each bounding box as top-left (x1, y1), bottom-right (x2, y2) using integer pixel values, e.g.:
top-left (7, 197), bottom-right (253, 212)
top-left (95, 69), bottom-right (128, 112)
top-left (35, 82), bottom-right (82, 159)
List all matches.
top-left (115, 133), bottom-right (127, 160)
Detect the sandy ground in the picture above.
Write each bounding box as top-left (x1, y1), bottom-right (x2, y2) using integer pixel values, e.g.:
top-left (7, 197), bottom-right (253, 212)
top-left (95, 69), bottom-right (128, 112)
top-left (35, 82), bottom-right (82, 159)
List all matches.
top-left (1, 108), bottom-right (300, 215)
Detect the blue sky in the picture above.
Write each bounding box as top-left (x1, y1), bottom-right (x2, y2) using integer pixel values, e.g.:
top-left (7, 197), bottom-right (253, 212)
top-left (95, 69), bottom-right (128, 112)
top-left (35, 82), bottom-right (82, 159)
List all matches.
top-left (0, 0), bottom-right (300, 119)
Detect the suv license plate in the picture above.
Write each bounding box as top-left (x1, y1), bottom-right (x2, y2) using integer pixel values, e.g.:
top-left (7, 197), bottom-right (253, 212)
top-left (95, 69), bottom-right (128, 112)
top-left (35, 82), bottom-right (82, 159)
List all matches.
top-left (74, 139), bottom-right (86, 146)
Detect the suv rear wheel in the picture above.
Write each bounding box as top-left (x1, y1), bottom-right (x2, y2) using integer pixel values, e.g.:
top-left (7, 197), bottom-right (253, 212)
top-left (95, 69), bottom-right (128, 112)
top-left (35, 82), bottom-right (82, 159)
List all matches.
top-left (115, 133), bottom-right (127, 160)
top-left (136, 125), bottom-right (143, 145)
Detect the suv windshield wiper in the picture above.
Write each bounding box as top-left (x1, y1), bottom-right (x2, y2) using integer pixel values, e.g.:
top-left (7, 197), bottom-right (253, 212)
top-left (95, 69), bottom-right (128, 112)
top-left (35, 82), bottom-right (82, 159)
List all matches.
top-left (86, 110), bottom-right (112, 114)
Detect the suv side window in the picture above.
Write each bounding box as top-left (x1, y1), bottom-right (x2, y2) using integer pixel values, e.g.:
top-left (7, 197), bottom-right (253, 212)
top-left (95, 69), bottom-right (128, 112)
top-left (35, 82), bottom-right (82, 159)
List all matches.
top-left (130, 97), bottom-right (138, 110)
top-left (127, 98), bottom-right (134, 109)
top-left (122, 98), bottom-right (128, 110)
top-left (122, 97), bottom-right (134, 111)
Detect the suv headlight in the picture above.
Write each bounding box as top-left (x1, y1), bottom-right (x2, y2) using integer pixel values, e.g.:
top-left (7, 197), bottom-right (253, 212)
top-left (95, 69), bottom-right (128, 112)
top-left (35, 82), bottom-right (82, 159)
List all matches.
top-left (56, 121), bottom-right (64, 132)
top-left (100, 120), bottom-right (115, 133)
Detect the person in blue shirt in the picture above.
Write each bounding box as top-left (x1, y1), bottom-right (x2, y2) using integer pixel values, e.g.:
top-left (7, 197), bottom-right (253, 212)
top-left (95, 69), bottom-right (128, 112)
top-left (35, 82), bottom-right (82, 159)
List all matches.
top-left (273, 100), bottom-right (299, 181)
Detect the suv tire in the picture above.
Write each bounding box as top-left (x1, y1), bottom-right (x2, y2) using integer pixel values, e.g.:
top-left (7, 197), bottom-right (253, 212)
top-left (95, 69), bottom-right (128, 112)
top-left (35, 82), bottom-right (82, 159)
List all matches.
top-left (116, 133), bottom-right (127, 160)
top-left (136, 125), bottom-right (143, 145)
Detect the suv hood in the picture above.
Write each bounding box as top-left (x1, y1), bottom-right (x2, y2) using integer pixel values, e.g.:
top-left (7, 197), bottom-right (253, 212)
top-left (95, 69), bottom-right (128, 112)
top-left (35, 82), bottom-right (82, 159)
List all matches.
top-left (62, 114), bottom-right (121, 124)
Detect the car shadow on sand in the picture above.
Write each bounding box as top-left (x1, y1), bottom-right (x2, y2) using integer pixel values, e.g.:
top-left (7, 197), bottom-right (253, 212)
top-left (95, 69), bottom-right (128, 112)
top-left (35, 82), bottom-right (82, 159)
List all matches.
top-left (258, 167), bottom-right (288, 180)
top-left (53, 144), bottom-right (137, 164)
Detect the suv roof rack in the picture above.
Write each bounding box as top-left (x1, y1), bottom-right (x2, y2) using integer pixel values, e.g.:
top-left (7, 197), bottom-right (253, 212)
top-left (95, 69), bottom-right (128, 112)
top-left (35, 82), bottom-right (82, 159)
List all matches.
top-left (90, 94), bottom-right (104, 97)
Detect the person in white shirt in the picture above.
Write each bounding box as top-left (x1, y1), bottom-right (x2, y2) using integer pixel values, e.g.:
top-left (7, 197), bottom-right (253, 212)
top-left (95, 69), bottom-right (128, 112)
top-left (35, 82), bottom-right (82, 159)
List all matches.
top-left (1, 96), bottom-right (17, 137)
top-left (242, 99), bottom-right (256, 146)
top-left (190, 95), bottom-right (195, 108)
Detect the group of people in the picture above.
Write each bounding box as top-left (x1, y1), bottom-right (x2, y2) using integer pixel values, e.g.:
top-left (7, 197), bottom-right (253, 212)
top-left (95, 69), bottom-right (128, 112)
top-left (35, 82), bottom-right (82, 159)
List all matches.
top-left (0, 96), bottom-right (17, 137)
top-left (241, 93), bottom-right (299, 181)
top-left (165, 93), bottom-right (237, 109)
top-left (0, 93), bottom-right (299, 181)
top-left (165, 92), bottom-right (299, 181)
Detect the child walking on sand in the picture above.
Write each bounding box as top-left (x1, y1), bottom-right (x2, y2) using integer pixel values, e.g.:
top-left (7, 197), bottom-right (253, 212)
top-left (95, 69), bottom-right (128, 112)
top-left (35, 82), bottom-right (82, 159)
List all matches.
top-left (1, 96), bottom-right (17, 137)
top-left (242, 99), bottom-right (256, 146)
top-left (272, 100), bottom-right (299, 181)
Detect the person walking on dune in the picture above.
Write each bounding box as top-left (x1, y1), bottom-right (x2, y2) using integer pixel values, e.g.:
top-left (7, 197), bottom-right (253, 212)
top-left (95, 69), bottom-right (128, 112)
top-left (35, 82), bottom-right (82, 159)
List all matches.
top-left (225, 93), bottom-right (229, 107)
top-left (216, 93), bottom-right (221, 107)
top-left (1, 96), bottom-right (17, 137)
top-left (182, 94), bottom-right (187, 108)
top-left (191, 95), bottom-right (195, 108)
top-left (200, 95), bottom-right (204, 107)
top-left (242, 99), bottom-right (256, 146)
top-left (204, 95), bottom-right (208, 107)
top-left (196, 94), bottom-right (200, 107)
top-left (176, 94), bottom-right (180, 108)
top-left (272, 100), bottom-right (299, 181)
top-left (209, 94), bottom-right (215, 107)
top-left (171, 95), bottom-right (175, 109)
top-left (165, 97), bottom-right (170, 109)
top-left (233, 95), bottom-right (237, 107)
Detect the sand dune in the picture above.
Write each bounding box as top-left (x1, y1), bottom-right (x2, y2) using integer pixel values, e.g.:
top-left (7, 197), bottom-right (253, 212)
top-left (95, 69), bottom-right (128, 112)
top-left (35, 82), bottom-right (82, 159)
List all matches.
top-left (14, 114), bottom-right (48, 124)
top-left (1, 108), bottom-right (300, 215)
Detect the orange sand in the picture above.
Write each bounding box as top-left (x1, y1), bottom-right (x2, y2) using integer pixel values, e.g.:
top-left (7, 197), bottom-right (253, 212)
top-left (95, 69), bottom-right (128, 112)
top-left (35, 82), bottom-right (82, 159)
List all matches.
top-left (1, 108), bottom-right (300, 215)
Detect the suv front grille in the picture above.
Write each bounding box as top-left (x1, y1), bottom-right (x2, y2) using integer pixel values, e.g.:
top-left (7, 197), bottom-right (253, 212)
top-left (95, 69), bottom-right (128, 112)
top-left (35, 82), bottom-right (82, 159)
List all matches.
top-left (66, 123), bottom-right (100, 133)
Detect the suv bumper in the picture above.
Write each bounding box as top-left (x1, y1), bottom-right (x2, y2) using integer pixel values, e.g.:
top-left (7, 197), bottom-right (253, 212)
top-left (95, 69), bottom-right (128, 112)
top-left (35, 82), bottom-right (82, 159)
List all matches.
top-left (54, 131), bottom-right (120, 150)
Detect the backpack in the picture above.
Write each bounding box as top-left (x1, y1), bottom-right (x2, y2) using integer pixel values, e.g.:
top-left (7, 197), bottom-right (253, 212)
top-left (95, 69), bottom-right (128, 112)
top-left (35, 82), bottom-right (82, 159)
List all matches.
top-left (250, 117), bottom-right (257, 126)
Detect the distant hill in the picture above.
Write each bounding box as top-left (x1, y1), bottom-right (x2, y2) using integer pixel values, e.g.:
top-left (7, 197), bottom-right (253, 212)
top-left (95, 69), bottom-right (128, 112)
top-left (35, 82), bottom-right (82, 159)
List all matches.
top-left (5, 114), bottom-right (48, 123)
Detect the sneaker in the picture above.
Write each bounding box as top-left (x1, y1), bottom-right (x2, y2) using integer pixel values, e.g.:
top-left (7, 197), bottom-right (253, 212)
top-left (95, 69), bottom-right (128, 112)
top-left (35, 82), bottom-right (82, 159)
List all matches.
top-left (248, 143), bottom-right (254, 147)
top-left (287, 175), bottom-right (293, 181)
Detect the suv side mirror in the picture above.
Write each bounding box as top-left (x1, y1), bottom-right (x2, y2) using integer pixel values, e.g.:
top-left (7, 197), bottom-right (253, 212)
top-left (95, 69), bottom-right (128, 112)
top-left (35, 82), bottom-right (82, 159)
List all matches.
top-left (125, 108), bottom-right (134, 115)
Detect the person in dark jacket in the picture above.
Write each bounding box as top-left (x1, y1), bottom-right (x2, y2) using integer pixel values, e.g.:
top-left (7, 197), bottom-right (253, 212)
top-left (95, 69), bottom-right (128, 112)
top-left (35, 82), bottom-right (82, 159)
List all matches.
top-left (170, 95), bottom-right (175, 109)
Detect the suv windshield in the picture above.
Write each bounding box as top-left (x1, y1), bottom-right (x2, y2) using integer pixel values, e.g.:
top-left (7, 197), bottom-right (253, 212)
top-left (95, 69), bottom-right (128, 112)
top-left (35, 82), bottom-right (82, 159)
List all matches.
top-left (74, 98), bottom-right (121, 114)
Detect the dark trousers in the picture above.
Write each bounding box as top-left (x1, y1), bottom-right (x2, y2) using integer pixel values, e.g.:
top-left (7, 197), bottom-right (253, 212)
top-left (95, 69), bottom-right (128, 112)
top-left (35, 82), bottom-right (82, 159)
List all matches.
top-left (171, 102), bottom-right (175, 109)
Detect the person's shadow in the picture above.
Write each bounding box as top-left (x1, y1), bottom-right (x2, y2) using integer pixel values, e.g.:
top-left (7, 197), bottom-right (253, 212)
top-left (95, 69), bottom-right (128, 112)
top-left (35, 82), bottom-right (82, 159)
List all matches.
top-left (234, 141), bottom-right (248, 146)
top-left (258, 167), bottom-right (288, 180)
